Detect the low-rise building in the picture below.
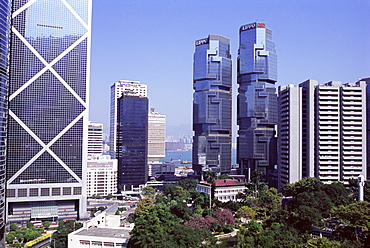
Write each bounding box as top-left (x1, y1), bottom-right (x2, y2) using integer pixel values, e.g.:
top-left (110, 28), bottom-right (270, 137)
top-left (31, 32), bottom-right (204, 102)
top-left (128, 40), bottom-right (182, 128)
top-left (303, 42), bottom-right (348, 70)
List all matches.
top-left (68, 204), bottom-right (132, 248)
top-left (196, 179), bottom-right (246, 202)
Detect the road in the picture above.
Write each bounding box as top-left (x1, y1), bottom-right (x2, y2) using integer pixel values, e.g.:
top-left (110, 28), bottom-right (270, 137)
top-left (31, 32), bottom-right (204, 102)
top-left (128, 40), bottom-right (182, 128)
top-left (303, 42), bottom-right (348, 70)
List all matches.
top-left (120, 206), bottom-right (137, 227)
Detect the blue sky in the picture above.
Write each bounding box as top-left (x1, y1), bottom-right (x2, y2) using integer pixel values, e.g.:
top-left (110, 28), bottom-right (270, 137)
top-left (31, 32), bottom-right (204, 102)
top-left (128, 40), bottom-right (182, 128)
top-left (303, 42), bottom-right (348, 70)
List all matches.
top-left (89, 0), bottom-right (370, 135)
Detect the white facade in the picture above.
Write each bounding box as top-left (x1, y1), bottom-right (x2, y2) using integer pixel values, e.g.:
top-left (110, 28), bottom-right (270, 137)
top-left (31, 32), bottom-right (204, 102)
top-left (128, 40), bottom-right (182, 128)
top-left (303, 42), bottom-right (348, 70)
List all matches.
top-left (340, 82), bottom-right (366, 182)
top-left (110, 80), bottom-right (147, 158)
top-left (87, 155), bottom-right (117, 197)
top-left (88, 122), bottom-right (103, 156)
top-left (196, 179), bottom-right (246, 202)
top-left (277, 85), bottom-right (303, 187)
top-left (277, 80), bottom-right (367, 189)
top-left (68, 205), bottom-right (131, 248)
top-left (148, 109), bottom-right (166, 162)
top-left (316, 81), bottom-right (342, 183)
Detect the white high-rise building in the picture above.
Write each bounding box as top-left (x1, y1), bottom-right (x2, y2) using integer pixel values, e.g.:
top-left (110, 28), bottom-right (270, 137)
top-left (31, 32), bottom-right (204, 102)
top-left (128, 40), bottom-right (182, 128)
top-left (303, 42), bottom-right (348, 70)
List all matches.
top-left (148, 108), bottom-right (166, 162)
top-left (277, 80), bottom-right (367, 189)
top-left (110, 81), bottom-right (147, 158)
top-left (277, 84), bottom-right (304, 186)
top-left (88, 122), bottom-right (103, 156)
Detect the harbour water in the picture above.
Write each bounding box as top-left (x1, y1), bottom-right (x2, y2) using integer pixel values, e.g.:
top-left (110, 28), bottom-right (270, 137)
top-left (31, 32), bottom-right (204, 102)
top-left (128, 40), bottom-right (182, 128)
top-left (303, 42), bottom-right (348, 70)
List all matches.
top-left (160, 149), bottom-right (237, 165)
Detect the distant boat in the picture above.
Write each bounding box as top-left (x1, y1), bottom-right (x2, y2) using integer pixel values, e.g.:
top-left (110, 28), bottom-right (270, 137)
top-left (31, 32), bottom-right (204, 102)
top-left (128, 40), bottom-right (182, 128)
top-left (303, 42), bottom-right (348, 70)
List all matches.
top-left (181, 160), bottom-right (192, 164)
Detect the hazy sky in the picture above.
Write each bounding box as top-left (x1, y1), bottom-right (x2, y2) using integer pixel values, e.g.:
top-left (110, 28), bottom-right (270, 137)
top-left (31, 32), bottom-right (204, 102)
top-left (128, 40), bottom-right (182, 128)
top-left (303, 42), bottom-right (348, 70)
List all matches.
top-left (89, 0), bottom-right (370, 135)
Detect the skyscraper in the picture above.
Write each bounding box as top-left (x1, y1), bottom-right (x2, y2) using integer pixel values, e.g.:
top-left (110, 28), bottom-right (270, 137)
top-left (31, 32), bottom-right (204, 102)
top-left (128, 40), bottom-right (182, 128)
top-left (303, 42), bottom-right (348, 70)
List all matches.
top-left (110, 80), bottom-right (147, 158)
top-left (237, 22), bottom-right (278, 184)
top-left (148, 108), bottom-right (166, 162)
top-left (7, 0), bottom-right (91, 222)
top-left (88, 122), bottom-right (103, 156)
top-left (116, 94), bottom-right (148, 190)
top-left (0, 0), bottom-right (11, 245)
top-left (277, 80), bottom-right (367, 189)
top-left (192, 34), bottom-right (232, 176)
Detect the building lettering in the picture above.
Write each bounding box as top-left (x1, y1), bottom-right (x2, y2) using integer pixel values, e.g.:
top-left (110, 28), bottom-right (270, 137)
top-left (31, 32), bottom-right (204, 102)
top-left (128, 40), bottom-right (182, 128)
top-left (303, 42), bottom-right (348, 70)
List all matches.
top-left (240, 22), bottom-right (266, 32)
top-left (195, 38), bottom-right (209, 46)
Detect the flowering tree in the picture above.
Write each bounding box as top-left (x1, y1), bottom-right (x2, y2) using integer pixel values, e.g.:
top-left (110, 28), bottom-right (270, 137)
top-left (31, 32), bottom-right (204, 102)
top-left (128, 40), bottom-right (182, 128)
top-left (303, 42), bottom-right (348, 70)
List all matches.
top-left (185, 208), bottom-right (235, 233)
top-left (184, 215), bottom-right (215, 230)
top-left (212, 208), bottom-right (235, 226)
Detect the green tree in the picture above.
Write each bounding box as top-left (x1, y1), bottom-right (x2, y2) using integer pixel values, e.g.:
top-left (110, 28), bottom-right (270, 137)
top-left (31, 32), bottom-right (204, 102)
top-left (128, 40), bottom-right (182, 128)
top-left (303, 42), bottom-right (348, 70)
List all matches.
top-left (218, 200), bottom-right (241, 212)
top-left (283, 177), bottom-right (324, 196)
top-left (245, 220), bottom-right (263, 236)
top-left (169, 200), bottom-right (192, 221)
top-left (236, 206), bottom-right (256, 221)
top-left (176, 178), bottom-right (198, 190)
top-left (244, 170), bottom-right (263, 198)
top-left (300, 237), bottom-right (341, 248)
top-left (189, 190), bottom-right (209, 209)
top-left (51, 220), bottom-right (82, 248)
top-left (262, 222), bottom-right (304, 248)
top-left (9, 223), bottom-right (17, 231)
top-left (162, 184), bottom-right (189, 201)
top-left (6, 233), bottom-right (14, 244)
top-left (217, 174), bottom-right (231, 179)
top-left (254, 187), bottom-right (282, 218)
top-left (236, 220), bottom-right (263, 247)
top-left (282, 178), bottom-right (341, 233)
top-left (141, 186), bottom-right (156, 198)
top-left (331, 201), bottom-right (370, 244)
top-left (26, 222), bottom-right (34, 228)
top-left (128, 210), bottom-right (165, 247)
top-left (24, 229), bottom-right (39, 241)
top-left (168, 225), bottom-right (216, 247)
top-left (135, 197), bottom-right (155, 217)
top-left (323, 182), bottom-right (351, 206)
top-left (43, 221), bottom-right (51, 229)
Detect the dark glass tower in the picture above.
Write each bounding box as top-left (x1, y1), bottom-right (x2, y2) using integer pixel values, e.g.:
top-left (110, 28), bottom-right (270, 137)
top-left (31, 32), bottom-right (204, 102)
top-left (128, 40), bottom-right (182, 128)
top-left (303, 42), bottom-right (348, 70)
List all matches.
top-left (116, 95), bottom-right (148, 189)
top-left (237, 22), bottom-right (278, 184)
top-left (0, 0), bottom-right (10, 246)
top-left (7, 0), bottom-right (91, 222)
top-left (192, 35), bottom-right (232, 176)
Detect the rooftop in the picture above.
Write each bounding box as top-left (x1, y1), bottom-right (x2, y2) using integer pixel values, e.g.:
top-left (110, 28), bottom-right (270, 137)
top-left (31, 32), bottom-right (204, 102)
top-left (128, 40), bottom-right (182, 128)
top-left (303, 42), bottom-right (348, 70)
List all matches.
top-left (200, 179), bottom-right (246, 187)
top-left (74, 227), bottom-right (131, 239)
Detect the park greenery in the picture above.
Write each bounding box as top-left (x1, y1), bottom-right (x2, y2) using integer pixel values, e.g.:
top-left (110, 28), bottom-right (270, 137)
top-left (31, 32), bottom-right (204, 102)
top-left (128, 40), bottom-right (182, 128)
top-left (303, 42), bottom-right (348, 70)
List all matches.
top-left (6, 220), bottom-right (82, 248)
top-left (128, 175), bottom-right (370, 247)
top-left (6, 222), bottom-right (46, 247)
top-left (7, 175), bottom-right (370, 247)
top-left (50, 220), bottom-right (82, 248)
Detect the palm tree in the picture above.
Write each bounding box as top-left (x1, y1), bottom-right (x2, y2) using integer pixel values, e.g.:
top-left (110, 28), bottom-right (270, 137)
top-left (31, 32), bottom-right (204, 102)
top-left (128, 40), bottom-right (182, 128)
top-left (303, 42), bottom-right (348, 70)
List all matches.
top-left (204, 170), bottom-right (217, 209)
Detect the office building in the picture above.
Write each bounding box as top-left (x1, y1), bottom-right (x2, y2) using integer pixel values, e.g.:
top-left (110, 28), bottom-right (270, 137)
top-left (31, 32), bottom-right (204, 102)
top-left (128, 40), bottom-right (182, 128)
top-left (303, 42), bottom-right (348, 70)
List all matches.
top-left (148, 108), bottom-right (166, 162)
top-left (237, 22), bottom-right (278, 184)
top-left (277, 80), bottom-right (367, 189)
top-left (7, 0), bottom-right (91, 222)
top-left (0, 0), bottom-right (10, 245)
top-left (192, 34), bottom-right (232, 176)
top-left (116, 93), bottom-right (148, 190)
top-left (87, 155), bottom-right (117, 197)
top-left (110, 81), bottom-right (147, 158)
top-left (88, 122), bottom-right (103, 156)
